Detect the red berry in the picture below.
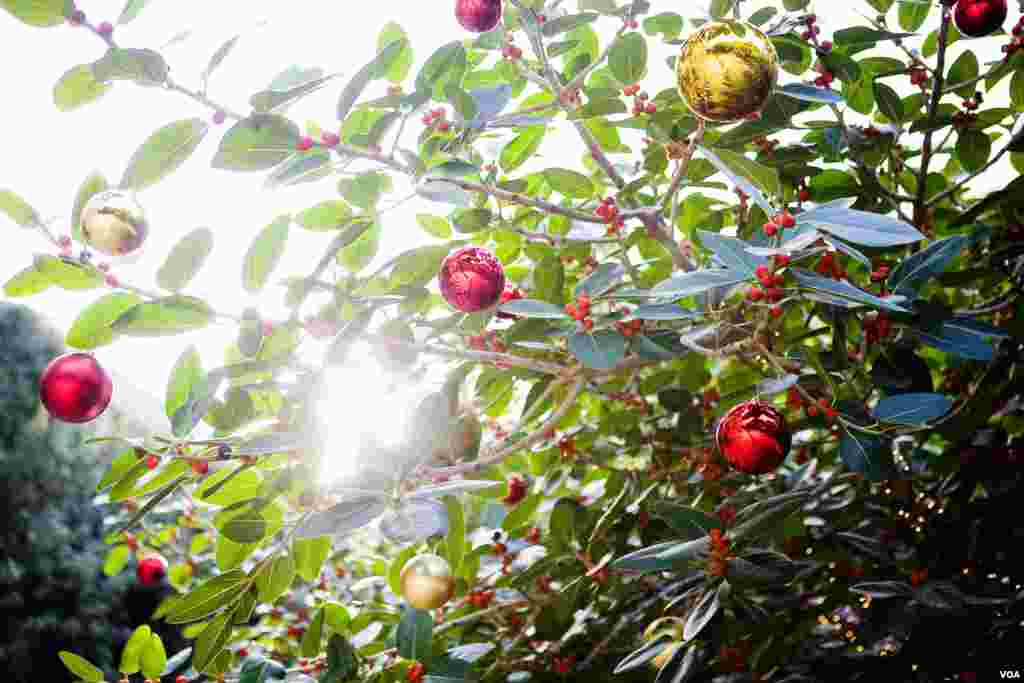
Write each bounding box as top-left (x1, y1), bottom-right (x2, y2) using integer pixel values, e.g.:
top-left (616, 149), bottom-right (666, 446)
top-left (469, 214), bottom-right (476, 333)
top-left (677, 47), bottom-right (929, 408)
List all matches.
top-left (97, 21), bottom-right (113, 36)
top-left (104, 273), bottom-right (119, 288)
top-left (778, 212), bottom-right (796, 228)
top-left (39, 353), bottom-right (113, 424)
top-left (748, 286), bottom-right (764, 302)
top-left (439, 247), bottom-right (506, 312)
top-left (773, 254), bottom-right (790, 268)
top-left (212, 110), bottom-right (226, 125)
top-left (645, 103), bottom-right (657, 114)
top-left (58, 234), bottom-right (72, 247)
top-left (136, 554), bottom-right (168, 585)
top-left (321, 131), bottom-right (340, 147)
top-left (799, 189), bottom-right (811, 202)
top-left (764, 222), bottom-right (778, 237)
top-left (97, 261), bottom-right (111, 272)
top-left (769, 305), bottom-right (783, 318)
top-left (820, 40), bottom-right (833, 51)
top-left (455, 0), bottom-right (502, 33)
top-left (68, 9), bottom-right (86, 24)
top-left (192, 460), bottom-right (209, 475)
top-left (755, 265), bottom-right (772, 284)
top-left (296, 136), bottom-right (314, 151)
top-left (715, 401), bottom-right (791, 474)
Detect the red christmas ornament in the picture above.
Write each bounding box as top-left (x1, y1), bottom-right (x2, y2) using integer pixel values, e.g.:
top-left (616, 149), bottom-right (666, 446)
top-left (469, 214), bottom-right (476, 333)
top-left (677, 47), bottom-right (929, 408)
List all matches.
top-left (39, 352), bottom-right (113, 424)
top-left (715, 401), bottom-right (791, 474)
top-left (438, 247), bottom-right (506, 312)
top-left (954, 0), bottom-right (1007, 37)
top-left (455, 0), bottom-right (502, 33)
top-left (136, 553), bottom-right (168, 585)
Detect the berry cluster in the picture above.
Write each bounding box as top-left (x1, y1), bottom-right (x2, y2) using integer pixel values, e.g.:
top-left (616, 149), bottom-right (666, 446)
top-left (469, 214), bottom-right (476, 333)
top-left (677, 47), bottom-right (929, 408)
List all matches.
top-left (812, 62), bottom-right (835, 88)
top-left (869, 264), bottom-right (890, 284)
top-left (615, 317), bottom-right (644, 337)
top-left (707, 528), bottom-right (734, 577)
top-left (468, 329), bottom-right (506, 352)
top-left (1003, 15), bottom-right (1024, 57)
top-left (496, 286), bottom-right (526, 320)
top-left (752, 135), bottom-right (780, 155)
top-left (797, 179), bottom-right (811, 203)
top-left (467, 589), bottom-right (495, 609)
top-left (863, 311), bottom-right (893, 345)
top-left (594, 196), bottom-right (625, 236)
top-left (502, 475), bottom-right (528, 506)
top-left (908, 62), bottom-right (930, 90)
top-left (800, 14), bottom-right (822, 41)
top-left (552, 655), bottom-right (576, 674)
top-left (406, 662), bottom-right (426, 683)
top-left (622, 85), bottom-right (656, 115)
top-left (814, 251), bottom-right (847, 280)
top-left (762, 210), bottom-right (796, 237)
top-left (749, 259), bottom-right (788, 314)
top-left (565, 294), bottom-right (593, 330)
top-left (421, 107), bottom-right (451, 132)
top-left (953, 93), bottom-right (983, 128)
top-left (717, 641), bottom-right (752, 674)
top-left (786, 387), bottom-right (838, 420)
top-left (502, 40), bottom-right (523, 60)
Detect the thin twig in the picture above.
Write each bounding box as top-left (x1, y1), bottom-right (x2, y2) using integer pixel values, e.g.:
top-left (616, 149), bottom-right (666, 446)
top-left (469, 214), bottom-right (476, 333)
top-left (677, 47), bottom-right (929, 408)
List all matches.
top-left (913, 4), bottom-right (953, 230)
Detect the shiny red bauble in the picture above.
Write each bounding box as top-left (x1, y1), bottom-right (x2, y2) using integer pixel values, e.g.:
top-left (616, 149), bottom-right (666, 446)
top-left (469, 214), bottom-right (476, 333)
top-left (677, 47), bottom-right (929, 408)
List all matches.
top-left (455, 0), bottom-right (502, 33)
top-left (38, 352), bottom-right (113, 424)
top-left (954, 0), bottom-right (1007, 37)
top-left (438, 247), bottom-right (506, 313)
top-left (715, 401), bottom-right (792, 474)
top-left (136, 554), bottom-right (168, 585)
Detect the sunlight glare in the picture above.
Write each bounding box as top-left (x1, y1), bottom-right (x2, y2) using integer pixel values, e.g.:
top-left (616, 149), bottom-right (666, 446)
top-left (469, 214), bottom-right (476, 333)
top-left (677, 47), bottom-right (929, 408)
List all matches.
top-left (314, 344), bottom-right (419, 488)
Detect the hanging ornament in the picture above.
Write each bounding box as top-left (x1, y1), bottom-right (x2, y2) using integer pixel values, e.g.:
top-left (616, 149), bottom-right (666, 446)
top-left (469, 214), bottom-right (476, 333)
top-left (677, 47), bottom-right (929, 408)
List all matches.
top-left (400, 553), bottom-right (456, 609)
top-left (455, 0), bottom-right (502, 33)
top-left (80, 189), bottom-right (149, 257)
top-left (954, 0), bottom-right (1007, 37)
top-left (715, 400), bottom-right (791, 474)
top-left (676, 20), bottom-right (779, 123)
top-left (438, 247), bottom-right (506, 312)
top-left (39, 352), bottom-right (113, 424)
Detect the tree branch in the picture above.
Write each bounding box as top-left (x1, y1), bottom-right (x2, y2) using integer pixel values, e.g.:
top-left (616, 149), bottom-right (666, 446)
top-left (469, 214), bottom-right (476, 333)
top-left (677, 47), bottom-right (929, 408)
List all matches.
top-left (913, 4), bottom-right (953, 229)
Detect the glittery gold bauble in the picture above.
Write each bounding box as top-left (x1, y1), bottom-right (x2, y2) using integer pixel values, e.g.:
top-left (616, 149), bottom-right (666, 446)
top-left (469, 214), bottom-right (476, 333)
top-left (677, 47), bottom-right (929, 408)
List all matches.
top-left (80, 189), bottom-right (149, 257)
top-left (399, 553), bottom-right (455, 610)
top-left (676, 20), bottom-right (779, 124)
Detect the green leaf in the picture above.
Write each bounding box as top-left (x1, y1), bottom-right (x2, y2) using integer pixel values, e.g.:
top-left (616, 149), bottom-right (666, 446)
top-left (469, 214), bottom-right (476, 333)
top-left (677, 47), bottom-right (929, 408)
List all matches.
top-left (239, 656), bottom-right (288, 683)
top-left (157, 227), bottom-right (214, 291)
top-left (415, 41), bottom-right (467, 101)
top-left (0, 188), bottom-right (39, 226)
top-left (790, 269), bottom-right (909, 312)
top-left (34, 255), bottom-right (103, 290)
top-left (113, 295), bottom-right (214, 336)
top-left (250, 74), bottom-right (339, 113)
top-left (336, 38), bottom-right (408, 120)
top-left (293, 536), bottom-right (332, 582)
top-left (956, 129), bottom-right (990, 174)
top-left (608, 31), bottom-right (648, 84)
top-left (946, 50), bottom-right (979, 100)
top-left (256, 554), bottom-right (296, 604)
top-left (872, 393), bottom-right (953, 426)
top-left (500, 125), bottom-right (546, 172)
top-left (117, 0), bottom-right (151, 23)
top-left (550, 497), bottom-right (582, 548)
top-left (121, 625), bottom-right (153, 674)
top-left (643, 12), bottom-right (684, 40)
top-left (501, 493), bottom-right (543, 532)
top-left (338, 172), bottom-right (393, 209)
top-left (59, 652), bottom-right (105, 682)
top-left (416, 213), bottom-right (453, 239)
top-left (121, 118), bottom-right (209, 190)
top-left (323, 635), bottom-right (358, 681)
top-left (92, 48), bottom-right (169, 84)
top-left (53, 64), bottom-right (112, 112)
top-left (652, 501), bottom-right (719, 536)
top-left (2, 0), bottom-right (67, 26)
top-left (897, 0), bottom-right (930, 31)
top-left (212, 114), bottom-right (300, 171)
top-left (166, 345), bottom-right (207, 437)
top-left (66, 292), bottom-right (142, 350)
top-left (451, 207), bottom-right (493, 233)
top-left (71, 172), bottom-right (108, 242)
top-left (543, 168), bottom-right (594, 199)
top-left (396, 607), bottom-right (433, 660)
top-left (296, 201), bottom-right (353, 231)
top-left (888, 235), bottom-right (967, 297)
top-left (700, 147), bottom-right (780, 207)
top-left (443, 496), bottom-right (465, 576)
top-left (696, 230), bottom-right (768, 278)
top-left (542, 12), bottom-right (598, 36)
top-left (220, 509), bottom-right (269, 543)
top-left (243, 215), bottom-right (290, 293)
top-left (377, 22), bottom-right (414, 82)
top-left (301, 608), bottom-right (325, 657)
top-left (873, 81), bottom-right (904, 122)
top-left (498, 298), bottom-right (569, 319)
top-left (336, 219), bottom-right (381, 273)
top-left (3, 266), bottom-right (52, 298)
top-left (193, 605), bottom-right (239, 673)
top-left (322, 603), bottom-right (351, 635)
top-left (141, 633), bottom-right (167, 680)
top-left (165, 570), bottom-right (248, 624)
top-left (203, 35), bottom-right (240, 85)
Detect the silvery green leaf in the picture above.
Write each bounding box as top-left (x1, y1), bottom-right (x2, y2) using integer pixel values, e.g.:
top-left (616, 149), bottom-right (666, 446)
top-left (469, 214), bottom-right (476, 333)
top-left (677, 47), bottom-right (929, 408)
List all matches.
top-left (407, 480), bottom-right (504, 501)
top-left (416, 179), bottom-right (471, 206)
top-left (293, 496), bottom-right (386, 540)
top-left (378, 499), bottom-right (448, 544)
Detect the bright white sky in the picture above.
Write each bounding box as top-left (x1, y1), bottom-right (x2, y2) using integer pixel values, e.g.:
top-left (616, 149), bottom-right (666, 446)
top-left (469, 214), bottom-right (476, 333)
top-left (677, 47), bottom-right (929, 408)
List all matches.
top-left (0, 0), bottom-right (1016, 417)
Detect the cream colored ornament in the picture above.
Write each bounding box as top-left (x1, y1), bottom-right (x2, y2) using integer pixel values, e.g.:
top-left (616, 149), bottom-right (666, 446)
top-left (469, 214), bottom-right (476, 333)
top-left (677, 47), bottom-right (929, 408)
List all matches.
top-left (80, 189), bottom-right (149, 257)
top-left (399, 553), bottom-right (455, 609)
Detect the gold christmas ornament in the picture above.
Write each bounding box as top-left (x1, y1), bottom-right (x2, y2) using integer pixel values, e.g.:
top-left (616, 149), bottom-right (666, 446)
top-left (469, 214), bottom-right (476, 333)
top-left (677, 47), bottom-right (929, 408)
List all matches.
top-left (399, 553), bottom-right (455, 609)
top-left (80, 189), bottom-right (149, 257)
top-left (676, 20), bottom-right (779, 124)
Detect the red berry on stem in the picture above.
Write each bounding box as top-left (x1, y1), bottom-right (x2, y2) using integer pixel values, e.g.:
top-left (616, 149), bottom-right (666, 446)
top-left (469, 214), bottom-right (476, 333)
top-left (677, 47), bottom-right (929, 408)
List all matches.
top-left (455, 0), bottom-right (502, 33)
top-left (137, 554), bottom-right (168, 585)
top-left (954, 0), bottom-right (1007, 37)
top-left (296, 136), bottom-right (314, 151)
top-left (39, 352), bottom-right (113, 424)
top-left (97, 21), bottom-right (113, 36)
top-left (212, 110), bottom-right (226, 125)
top-left (715, 401), bottom-right (792, 474)
top-left (439, 247), bottom-right (506, 312)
